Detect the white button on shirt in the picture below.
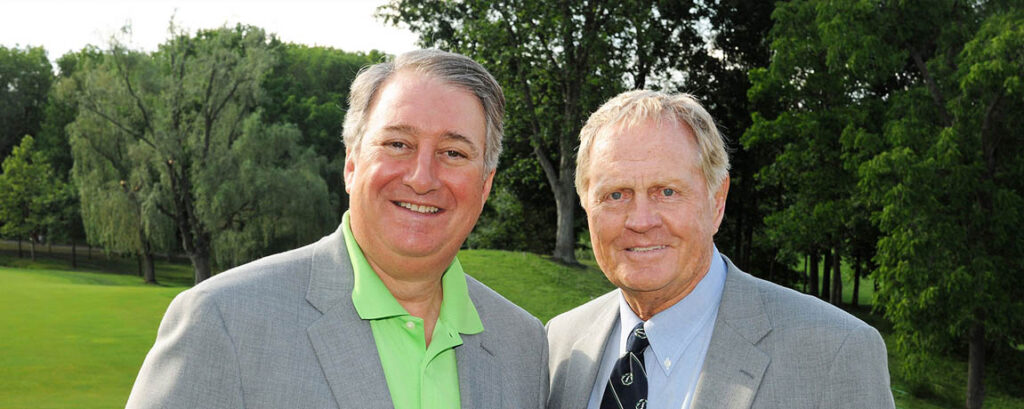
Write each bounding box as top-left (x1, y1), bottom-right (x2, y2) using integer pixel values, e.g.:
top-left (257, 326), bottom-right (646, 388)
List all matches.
top-left (586, 248), bottom-right (727, 409)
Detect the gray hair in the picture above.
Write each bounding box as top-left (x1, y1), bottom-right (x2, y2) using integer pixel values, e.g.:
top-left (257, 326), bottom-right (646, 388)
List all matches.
top-left (342, 49), bottom-right (505, 172)
top-left (575, 90), bottom-right (730, 199)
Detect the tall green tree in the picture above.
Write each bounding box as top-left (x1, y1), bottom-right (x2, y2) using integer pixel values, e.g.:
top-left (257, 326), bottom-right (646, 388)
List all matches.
top-left (64, 25), bottom-right (332, 283)
top-left (0, 135), bottom-right (68, 261)
top-left (744, 0), bottom-right (902, 304)
top-left (260, 43), bottom-right (380, 219)
top-left (0, 45), bottom-right (52, 163)
top-left (860, 7), bottom-right (1024, 408)
top-left (37, 49), bottom-right (98, 269)
top-left (749, 0), bottom-right (1023, 406)
top-left (702, 0), bottom-right (787, 282)
top-left (382, 0), bottom-right (709, 264)
top-left (62, 53), bottom-right (172, 283)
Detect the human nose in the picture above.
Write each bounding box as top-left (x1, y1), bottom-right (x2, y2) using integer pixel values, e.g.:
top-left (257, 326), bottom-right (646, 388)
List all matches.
top-left (403, 148), bottom-right (441, 194)
top-left (624, 196), bottom-right (661, 233)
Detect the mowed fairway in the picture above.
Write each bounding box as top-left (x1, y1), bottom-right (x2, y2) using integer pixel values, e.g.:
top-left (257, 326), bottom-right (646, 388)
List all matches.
top-left (0, 267), bottom-right (185, 409)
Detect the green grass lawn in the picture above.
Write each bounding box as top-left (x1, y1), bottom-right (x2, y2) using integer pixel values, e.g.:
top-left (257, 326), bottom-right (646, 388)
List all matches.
top-left (0, 266), bottom-right (186, 408)
top-left (1, 249), bottom-right (1021, 408)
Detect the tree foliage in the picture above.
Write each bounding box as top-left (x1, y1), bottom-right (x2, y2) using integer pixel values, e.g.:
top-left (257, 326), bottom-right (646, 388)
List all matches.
top-left (0, 135), bottom-right (69, 260)
top-left (63, 25), bottom-right (332, 283)
top-left (0, 45), bottom-right (53, 163)
top-left (752, 1), bottom-right (1024, 406)
top-left (381, 0), bottom-right (712, 264)
top-left (260, 43), bottom-right (381, 219)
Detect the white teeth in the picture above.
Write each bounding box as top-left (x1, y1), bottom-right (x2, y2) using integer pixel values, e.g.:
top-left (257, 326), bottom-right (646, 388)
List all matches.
top-left (398, 202), bottom-right (440, 214)
top-left (628, 246), bottom-right (666, 252)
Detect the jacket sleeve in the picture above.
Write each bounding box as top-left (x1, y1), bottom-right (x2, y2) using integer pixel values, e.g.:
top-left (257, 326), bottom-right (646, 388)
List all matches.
top-left (821, 325), bottom-right (895, 409)
top-left (126, 289), bottom-right (244, 409)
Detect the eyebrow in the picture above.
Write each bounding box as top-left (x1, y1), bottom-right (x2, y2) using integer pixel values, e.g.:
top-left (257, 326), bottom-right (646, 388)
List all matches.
top-left (382, 124), bottom-right (481, 156)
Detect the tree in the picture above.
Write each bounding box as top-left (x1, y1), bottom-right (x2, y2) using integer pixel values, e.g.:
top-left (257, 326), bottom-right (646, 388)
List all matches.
top-left (0, 45), bottom-right (52, 163)
top-left (0, 135), bottom-right (68, 261)
top-left (63, 55), bottom-right (173, 283)
top-left (64, 24), bottom-right (332, 284)
top-left (260, 43), bottom-right (381, 219)
top-left (382, 0), bottom-right (710, 264)
top-left (860, 7), bottom-right (1024, 408)
top-left (701, 0), bottom-right (795, 285)
top-left (37, 49), bottom-right (98, 269)
top-left (750, 0), bottom-right (1023, 406)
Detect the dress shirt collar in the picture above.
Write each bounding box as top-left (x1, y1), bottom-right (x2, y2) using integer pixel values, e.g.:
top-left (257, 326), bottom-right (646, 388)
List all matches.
top-left (616, 246), bottom-right (727, 375)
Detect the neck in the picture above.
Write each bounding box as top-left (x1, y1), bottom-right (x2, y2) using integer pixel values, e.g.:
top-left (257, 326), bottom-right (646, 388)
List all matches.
top-left (366, 257), bottom-right (445, 346)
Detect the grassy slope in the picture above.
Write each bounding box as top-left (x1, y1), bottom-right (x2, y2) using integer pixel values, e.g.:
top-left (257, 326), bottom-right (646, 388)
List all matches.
top-left (1, 249), bottom-right (1021, 409)
top-left (459, 249), bottom-right (614, 323)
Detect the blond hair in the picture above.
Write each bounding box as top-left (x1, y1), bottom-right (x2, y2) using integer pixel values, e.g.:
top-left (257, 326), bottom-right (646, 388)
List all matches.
top-left (575, 90), bottom-right (729, 199)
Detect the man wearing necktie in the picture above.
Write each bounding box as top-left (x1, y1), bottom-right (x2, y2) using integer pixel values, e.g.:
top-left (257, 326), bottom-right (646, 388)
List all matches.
top-left (127, 49), bottom-right (548, 409)
top-left (546, 90), bottom-right (895, 409)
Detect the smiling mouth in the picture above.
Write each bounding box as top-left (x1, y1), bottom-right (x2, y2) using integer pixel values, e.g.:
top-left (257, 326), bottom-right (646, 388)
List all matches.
top-left (395, 201), bottom-right (441, 214)
top-left (627, 245), bottom-right (667, 252)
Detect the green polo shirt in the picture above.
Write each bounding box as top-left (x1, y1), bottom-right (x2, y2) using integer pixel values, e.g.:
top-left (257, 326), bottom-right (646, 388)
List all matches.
top-left (342, 212), bottom-right (484, 409)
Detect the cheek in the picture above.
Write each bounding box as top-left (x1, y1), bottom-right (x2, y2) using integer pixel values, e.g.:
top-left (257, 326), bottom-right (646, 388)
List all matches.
top-left (445, 171), bottom-right (488, 201)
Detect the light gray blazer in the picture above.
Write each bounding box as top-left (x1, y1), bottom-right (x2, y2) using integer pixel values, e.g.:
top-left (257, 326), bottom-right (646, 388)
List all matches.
top-left (127, 225), bottom-right (548, 409)
top-left (546, 256), bottom-right (895, 409)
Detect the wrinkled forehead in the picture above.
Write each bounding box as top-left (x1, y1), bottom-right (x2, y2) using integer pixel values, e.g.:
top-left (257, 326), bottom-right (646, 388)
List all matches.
top-left (592, 115), bottom-right (695, 151)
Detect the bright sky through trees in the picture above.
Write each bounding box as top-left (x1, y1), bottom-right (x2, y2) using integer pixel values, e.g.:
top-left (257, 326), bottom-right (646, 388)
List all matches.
top-left (0, 0), bottom-right (418, 65)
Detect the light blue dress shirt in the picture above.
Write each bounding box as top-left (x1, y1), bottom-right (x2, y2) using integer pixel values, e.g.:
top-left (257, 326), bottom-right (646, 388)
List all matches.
top-left (586, 247), bottom-right (727, 409)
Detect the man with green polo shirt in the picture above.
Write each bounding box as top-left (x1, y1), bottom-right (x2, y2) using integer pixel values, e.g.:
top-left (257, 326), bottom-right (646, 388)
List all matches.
top-left (127, 49), bottom-right (549, 409)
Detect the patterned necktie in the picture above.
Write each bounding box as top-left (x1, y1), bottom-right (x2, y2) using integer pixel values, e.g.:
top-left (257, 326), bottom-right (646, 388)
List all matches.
top-left (601, 322), bottom-right (650, 409)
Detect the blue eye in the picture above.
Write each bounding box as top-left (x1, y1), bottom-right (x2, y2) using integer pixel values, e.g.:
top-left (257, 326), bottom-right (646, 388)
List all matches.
top-left (610, 192), bottom-right (622, 200)
top-left (663, 188), bottom-right (675, 196)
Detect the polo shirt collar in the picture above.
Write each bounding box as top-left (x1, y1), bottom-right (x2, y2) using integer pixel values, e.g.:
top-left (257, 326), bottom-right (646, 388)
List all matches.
top-left (344, 211), bottom-right (483, 334)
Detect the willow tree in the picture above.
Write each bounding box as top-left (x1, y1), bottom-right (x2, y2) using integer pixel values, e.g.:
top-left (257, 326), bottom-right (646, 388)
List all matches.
top-left (65, 24), bottom-right (331, 284)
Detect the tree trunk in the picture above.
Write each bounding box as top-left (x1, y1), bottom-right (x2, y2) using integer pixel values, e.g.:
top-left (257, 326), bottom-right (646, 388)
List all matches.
top-left (852, 260), bottom-right (861, 307)
top-left (804, 254), bottom-right (810, 292)
top-left (88, 243), bottom-right (92, 259)
top-left (821, 248), bottom-right (832, 301)
top-left (830, 250), bottom-right (842, 307)
top-left (141, 252), bottom-right (157, 284)
top-left (29, 237), bottom-right (36, 261)
top-left (966, 321), bottom-right (985, 409)
top-left (192, 248), bottom-right (212, 284)
top-left (552, 185), bottom-right (577, 265)
top-left (71, 238), bottom-right (77, 269)
top-left (808, 252), bottom-right (819, 297)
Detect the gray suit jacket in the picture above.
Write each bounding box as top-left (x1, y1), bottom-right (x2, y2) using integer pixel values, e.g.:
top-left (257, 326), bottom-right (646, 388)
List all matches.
top-left (127, 225), bottom-right (548, 408)
top-left (546, 256), bottom-right (894, 409)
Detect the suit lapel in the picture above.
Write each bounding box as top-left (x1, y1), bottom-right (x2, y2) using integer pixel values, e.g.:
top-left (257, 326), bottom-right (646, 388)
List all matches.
top-left (561, 293), bottom-right (618, 409)
top-left (456, 328), bottom-right (501, 408)
top-left (305, 228), bottom-right (394, 408)
top-left (691, 258), bottom-right (771, 409)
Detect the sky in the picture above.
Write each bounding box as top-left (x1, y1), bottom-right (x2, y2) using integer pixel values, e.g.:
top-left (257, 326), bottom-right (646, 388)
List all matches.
top-left (1, 0), bottom-right (420, 66)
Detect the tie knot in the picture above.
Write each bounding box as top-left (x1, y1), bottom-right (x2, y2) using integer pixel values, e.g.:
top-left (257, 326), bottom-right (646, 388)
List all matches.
top-left (625, 322), bottom-right (649, 353)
